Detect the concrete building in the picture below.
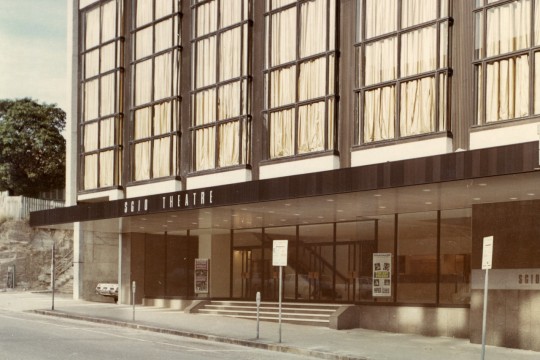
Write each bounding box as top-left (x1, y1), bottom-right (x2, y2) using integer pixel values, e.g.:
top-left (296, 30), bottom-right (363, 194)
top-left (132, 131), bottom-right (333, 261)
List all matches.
top-left (32, 0), bottom-right (540, 351)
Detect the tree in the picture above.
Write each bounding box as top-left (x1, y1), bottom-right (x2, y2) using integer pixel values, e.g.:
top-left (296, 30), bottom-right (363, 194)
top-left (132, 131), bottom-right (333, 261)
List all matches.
top-left (0, 98), bottom-right (66, 197)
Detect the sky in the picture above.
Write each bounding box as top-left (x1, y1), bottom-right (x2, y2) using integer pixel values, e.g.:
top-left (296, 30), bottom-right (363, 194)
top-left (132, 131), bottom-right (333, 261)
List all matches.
top-left (0, 0), bottom-right (67, 112)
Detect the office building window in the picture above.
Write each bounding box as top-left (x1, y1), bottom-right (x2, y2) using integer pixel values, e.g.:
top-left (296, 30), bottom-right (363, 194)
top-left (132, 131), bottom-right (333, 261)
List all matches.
top-left (264, 0), bottom-right (337, 159)
top-left (191, 0), bottom-right (251, 171)
top-left (475, 0), bottom-right (540, 123)
top-left (355, 0), bottom-right (450, 144)
top-left (130, 0), bottom-right (181, 181)
top-left (80, 0), bottom-right (124, 190)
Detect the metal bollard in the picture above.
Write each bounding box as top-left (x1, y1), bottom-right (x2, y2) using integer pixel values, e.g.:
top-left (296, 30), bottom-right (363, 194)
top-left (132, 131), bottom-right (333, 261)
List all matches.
top-left (132, 281), bottom-right (136, 321)
top-left (256, 291), bottom-right (261, 339)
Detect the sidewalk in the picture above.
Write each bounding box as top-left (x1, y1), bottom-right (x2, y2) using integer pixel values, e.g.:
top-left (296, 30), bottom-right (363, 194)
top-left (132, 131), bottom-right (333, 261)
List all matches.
top-left (1, 290), bottom-right (539, 360)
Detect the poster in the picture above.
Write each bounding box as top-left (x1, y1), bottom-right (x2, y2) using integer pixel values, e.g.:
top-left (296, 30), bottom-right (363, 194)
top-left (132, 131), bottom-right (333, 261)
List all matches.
top-left (373, 253), bottom-right (392, 297)
top-left (194, 258), bottom-right (209, 294)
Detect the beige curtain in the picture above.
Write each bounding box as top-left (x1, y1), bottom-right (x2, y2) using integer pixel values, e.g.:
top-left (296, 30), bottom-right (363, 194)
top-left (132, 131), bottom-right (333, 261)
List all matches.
top-left (219, 122), bottom-right (239, 166)
top-left (271, 0), bottom-right (296, 9)
top-left (85, 50), bottom-right (99, 79)
top-left (270, 109), bottom-right (294, 158)
top-left (84, 123), bottom-right (99, 152)
top-left (486, 55), bottom-right (529, 122)
top-left (270, 66), bottom-right (296, 107)
top-left (85, 7), bottom-right (100, 49)
top-left (400, 77), bottom-right (435, 136)
top-left (135, 60), bottom-right (152, 106)
top-left (155, 19), bottom-right (172, 53)
top-left (196, 37), bottom-right (217, 88)
top-left (401, 0), bottom-right (437, 28)
top-left (271, 7), bottom-right (296, 66)
top-left (84, 155), bottom-right (98, 189)
top-left (485, 0), bottom-right (530, 122)
top-left (136, 0), bottom-right (152, 27)
top-left (84, 80), bottom-right (99, 121)
top-left (136, 28), bottom-right (152, 60)
top-left (365, 0), bottom-right (396, 38)
top-left (153, 137), bottom-right (171, 177)
top-left (300, 0), bottom-right (326, 58)
top-left (363, 87), bottom-right (395, 142)
top-left (439, 74), bottom-right (447, 130)
top-left (401, 25), bottom-right (437, 77)
top-left (100, 74), bottom-right (115, 116)
top-left (535, 53), bottom-right (540, 114)
top-left (298, 102), bottom-right (324, 153)
top-left (221, 0), bottom-right (243, 28)
top-left (298, 58), bottom-right (326, 101)
top-left (154, 102), bottom-right (171, 135)
top-left (195, 89), bottom-right (216, 126)
top-left (155, 0), bottom-right (173, 19)
top-left (197, 0), bottom-right (217, 37)
top-left (101, 43), bottom-right (116, 72)
top-left (365, 37), bottom-right (397, 86)
top-left (134, 109), bottom-right (151, 181)
top-left (134, 142), bottom-right (151, 180)
top-left (220, 27), bottom-right (242, 81)
top-left (154, 53), bottom-right (172, 100)
top-left (196, 127), bottom-right (216, 170)
top-left (218, 82), bottom-right (241, 120)
top-left (101, 1), bottom-right (116, 42)
top-left (486, 0), bottom-right (530, 57)
top-left (99, 151), bottom-right (114, 187)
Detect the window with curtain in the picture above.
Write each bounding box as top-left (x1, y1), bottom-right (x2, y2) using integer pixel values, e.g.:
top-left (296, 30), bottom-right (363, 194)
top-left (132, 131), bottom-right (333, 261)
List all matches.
top-left (355, 0), bottom-right (450, 144)
top-left (264, 0), bottom-right (337, 159)
top-left (130, 0), bottom-right (181, 181)
top-left (474, 0), bottom-right (540, 123)
top-left (80, 0), bottom-right (123, 191)
top-left (191, 0), bottom-right (251, 172)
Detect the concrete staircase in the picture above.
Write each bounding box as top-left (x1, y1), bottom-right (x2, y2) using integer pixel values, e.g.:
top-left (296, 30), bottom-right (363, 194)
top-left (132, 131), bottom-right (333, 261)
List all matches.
top-left (197, 301), bottom-right (344, 327)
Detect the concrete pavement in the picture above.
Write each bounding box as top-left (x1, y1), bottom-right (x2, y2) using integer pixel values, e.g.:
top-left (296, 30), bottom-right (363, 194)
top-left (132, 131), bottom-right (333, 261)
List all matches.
top-left (1, 290), bottom-right (539, 360)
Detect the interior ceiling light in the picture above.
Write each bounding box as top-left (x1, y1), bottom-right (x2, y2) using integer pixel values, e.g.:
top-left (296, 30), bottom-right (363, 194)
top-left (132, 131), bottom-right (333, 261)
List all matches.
top-left (337, 209), bottom-right (344, 212)
top-left (379, 206), bottom-right (386, 209)
top-left (374, 194), bottom-right (382, 197)
top-left (326, 199), bottom-right (334, 202)
top-left (422, 189), bottom-right (431, 192)
top-left (478, 183), bottom-right (487, 186)
top-left (473, 197), bottom-right (481, 201)
top-left (510, 197), bottom-right (518, 200)
top-left (527, 193), bottom-right (535, 196)
top-left (425, 202), bottom-right (432, 205)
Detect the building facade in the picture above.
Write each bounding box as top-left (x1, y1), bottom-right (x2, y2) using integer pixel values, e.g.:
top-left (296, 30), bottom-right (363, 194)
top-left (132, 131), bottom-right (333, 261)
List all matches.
top-left (32, 0), bottom-right (540, 351)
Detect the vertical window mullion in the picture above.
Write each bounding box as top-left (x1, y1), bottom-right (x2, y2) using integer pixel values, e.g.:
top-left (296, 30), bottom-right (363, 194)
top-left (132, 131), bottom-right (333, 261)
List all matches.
top-left (324, 0), bottom-right (330, 150)
top-left (215, 2), bottom-right (221, 168)
top-left (294, 3), bottom-right (301, 156)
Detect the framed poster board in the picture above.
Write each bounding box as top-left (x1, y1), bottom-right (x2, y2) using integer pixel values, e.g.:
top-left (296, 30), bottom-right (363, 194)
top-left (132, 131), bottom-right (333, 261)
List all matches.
top-left (195, 258), bottom-right (209, 294)
top-left (373, 253), bottom-right (392, 297)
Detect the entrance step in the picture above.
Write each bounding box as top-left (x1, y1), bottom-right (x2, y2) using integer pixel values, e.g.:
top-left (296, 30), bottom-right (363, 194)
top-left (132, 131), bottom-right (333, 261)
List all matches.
top-left (197, 301), bottom-right (344, 327)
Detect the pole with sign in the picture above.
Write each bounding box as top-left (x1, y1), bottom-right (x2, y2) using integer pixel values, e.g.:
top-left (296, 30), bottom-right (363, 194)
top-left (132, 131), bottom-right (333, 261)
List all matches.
top-left (481, 236), bottom-right (493, 360)
top-left (272, 240), bottom-right (288, 343)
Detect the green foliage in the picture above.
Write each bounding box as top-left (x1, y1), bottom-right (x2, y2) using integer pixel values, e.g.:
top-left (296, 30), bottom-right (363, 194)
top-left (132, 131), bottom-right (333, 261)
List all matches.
top-left (0, 98), bottom-right (66, 197)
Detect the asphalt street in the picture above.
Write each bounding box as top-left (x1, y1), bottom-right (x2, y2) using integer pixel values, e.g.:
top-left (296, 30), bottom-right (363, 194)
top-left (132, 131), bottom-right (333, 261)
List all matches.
top-left (0, 309), bottom-right (318, 360)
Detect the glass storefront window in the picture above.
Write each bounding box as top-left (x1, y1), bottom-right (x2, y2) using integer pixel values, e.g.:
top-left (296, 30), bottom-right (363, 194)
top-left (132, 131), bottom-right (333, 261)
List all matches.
top-left (298, 224), bottom-right (334, 301)
top-left (397, 211), bottom-right (438, 304)
top-left (439, 209), bottom-right (472, 305)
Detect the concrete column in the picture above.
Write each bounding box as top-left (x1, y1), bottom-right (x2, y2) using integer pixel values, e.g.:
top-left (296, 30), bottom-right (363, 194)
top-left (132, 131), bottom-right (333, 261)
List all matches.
top-left (73, 223), bottom-right (84, 300)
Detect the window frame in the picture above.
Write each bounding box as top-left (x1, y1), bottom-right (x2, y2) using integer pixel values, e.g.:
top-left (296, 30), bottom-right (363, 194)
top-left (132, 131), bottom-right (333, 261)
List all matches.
top-left (79, 0), bottom-right (124, 192)
top-left (354, 0), bottom-right (452, 145)
top-left (128, 0), bottom-right (182, 183)
top-left (189, 0), bottom-right (253, 172)
top-left (263, 0), bottom-right (339, 160)
top-left (473, 0), bottom-right (540, 125)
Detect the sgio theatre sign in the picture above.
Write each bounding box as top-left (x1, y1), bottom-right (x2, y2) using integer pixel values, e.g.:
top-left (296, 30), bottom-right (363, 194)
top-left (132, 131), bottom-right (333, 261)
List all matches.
top-left (122, 189), bottom-right (215, 215)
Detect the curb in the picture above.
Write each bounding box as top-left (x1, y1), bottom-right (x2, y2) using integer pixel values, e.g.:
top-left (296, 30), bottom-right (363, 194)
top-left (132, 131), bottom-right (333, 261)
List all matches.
top-left (30, 310), bottom-right (366, 360)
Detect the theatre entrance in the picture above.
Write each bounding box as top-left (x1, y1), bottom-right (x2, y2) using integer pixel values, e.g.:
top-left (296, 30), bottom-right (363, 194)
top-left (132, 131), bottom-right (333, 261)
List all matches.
top-left (231, 220), bottom-right (378, 302)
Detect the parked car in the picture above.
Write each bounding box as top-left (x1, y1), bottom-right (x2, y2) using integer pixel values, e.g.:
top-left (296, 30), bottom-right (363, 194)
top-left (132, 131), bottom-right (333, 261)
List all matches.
top-left (95, 283), bottom-right (118, 303)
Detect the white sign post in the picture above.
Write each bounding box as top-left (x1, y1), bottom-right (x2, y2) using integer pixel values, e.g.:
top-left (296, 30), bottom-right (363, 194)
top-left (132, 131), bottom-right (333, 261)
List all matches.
top-left (481, 236), bottom-right (494, 360)
top-left (272, 240), bottom-right (288, 343)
